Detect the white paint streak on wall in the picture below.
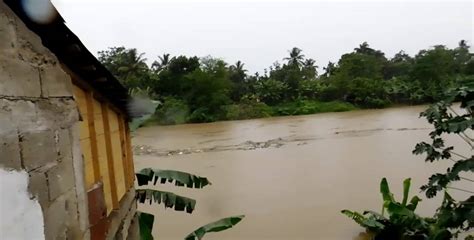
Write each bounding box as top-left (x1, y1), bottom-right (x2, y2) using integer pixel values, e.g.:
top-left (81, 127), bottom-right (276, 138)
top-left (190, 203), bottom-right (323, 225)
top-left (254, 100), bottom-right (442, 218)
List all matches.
top-left (0, 168), bottom-right (45, 240)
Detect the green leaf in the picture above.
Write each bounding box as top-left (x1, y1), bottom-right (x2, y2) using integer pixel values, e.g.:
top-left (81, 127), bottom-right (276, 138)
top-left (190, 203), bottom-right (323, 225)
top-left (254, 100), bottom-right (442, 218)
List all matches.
top-left (341, 210), bottom-right (385, 231)
top-left (380, 178), bottom-right (394, 202)
top-left (138, 211), bottom-right (155, 240)
top-left (136, 168), bottom-right (211, 189)
top-left (380, 178), bottom-right (394, 215)
top-left (449, 158), bottom-right (474, 178)
top-left (184, 215), bottom-right (245, 240)
top-left (402, 178), bottom-right (411, 206)
top-left (386, 201), bottom-right (414, 218)
top-left (136, 189), bottom-right (197, 213)
top-left (406, 196), bottom-right (421, 211)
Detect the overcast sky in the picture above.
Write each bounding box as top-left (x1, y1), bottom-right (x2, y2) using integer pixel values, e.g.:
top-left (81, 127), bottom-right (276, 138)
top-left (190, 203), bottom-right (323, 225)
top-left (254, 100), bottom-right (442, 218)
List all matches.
top-left (50, 0), bottom-right (473, 74)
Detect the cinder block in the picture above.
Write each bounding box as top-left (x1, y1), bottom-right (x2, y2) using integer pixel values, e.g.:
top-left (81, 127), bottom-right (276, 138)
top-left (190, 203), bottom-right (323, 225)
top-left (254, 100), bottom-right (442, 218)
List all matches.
top-left (47, 156), bottom-right (75, 201)
top-left (70, 125), bottom-right (90, 233)
top-left (0, 12), bottom-right (17, 57)
top-left (0, 130), bottom-right (21, 170)
top-left (0, 99), bottom-right (14, 133)
top-left (43, 191), bottom-right (69, 240)
top-left (13, 13), bottom-right (56, 66)
top-left (43, 189), bottom-right (81, 240)
top-left (35, 99), bottom-right (79, 130)
top-left (64, 190), bottom-right (83, 240)
top-left (40, 64), bottom-right (73, 97)
top-left (8, 100), bottom-right (36, 130)
top-left (21, 130), bottom-right (57, 171)
top-left (57, 128), bottom-right (72, 162)
top-left (28, 170), bottom-right (50, 207)
top-left (0, 57), bottom-right (41, 97)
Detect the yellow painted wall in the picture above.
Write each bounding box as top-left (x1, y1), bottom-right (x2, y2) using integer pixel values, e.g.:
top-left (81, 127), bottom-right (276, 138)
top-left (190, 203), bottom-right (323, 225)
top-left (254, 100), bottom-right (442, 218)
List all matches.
top-left (73, 86), bottom-right (95, 190)
top-left (93, 98), bottom-right (114, 214)
top-left (73, 83), bottom-right (134, 216)
top-left (109, 110), bottom-right (126, 199)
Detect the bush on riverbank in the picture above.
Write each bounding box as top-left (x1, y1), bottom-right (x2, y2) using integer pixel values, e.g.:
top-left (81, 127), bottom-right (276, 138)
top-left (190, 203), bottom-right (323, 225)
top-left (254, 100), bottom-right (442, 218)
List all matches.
top-left (151, 97), bottom-right (189, 125)
top-left (272, 100), bottom-right (356, 116)
top-left (222, 101), bottom-right (272, 120)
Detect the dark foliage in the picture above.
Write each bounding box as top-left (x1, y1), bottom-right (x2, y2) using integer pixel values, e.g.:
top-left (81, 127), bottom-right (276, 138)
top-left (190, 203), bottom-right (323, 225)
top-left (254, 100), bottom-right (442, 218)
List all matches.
top-left (98, 40), bottom-right (473, 125)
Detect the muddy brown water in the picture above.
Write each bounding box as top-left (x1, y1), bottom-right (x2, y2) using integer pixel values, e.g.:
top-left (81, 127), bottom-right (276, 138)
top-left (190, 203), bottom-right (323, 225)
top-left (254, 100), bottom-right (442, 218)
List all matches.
top-left (133, 105), bottom-right (471, 240)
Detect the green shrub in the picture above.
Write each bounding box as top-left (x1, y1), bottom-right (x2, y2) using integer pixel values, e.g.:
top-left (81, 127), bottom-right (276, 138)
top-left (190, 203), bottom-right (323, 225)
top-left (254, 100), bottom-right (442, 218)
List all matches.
top-left (272, 100), bottom-right (356, 116)
top-left (255, 79), bottom-right (289, 105)
top-left (222, 101), bottom-right (272, 120)
top-left (299, 79), bottom-right (323, 99)
top-left (347, 77), bottom-right (391, 108)
top-left (188, 108), bottom-right (217, 123)
top-left (318, 84), bottom-right (342, 101)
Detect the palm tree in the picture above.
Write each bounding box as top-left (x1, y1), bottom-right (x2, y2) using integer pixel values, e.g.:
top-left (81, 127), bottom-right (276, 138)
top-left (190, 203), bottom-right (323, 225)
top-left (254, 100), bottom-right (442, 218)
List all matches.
top-left (354, 42), bottom-right (386, 60)
top-left (234, 60), bottom-right (246, 72)
top-left (117, 48), bottom-right (148, 75)
top-left (302, 58), bottom-right (318, 79)
top-left (323, 61), bottom-right (335, 77)
top-left (229, 60), bottom-right (247, 83)
top-left (152, 53), bottom-right (171, 72)
top-left (459, 39), bottom-right (468, 49)
top-left (303, 59), bottom-right (317, 69)
top-left (230, 60), bottom-right (247, 74)
top-left (355, 42), bottom-right (371, 54)
top-left (284, 47), bottom-right (305, 68)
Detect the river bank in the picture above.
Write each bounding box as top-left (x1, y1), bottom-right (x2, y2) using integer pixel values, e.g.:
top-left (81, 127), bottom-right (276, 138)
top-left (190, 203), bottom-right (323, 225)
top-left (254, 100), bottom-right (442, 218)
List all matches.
top-left (142, 99), bottom-right (358, 126)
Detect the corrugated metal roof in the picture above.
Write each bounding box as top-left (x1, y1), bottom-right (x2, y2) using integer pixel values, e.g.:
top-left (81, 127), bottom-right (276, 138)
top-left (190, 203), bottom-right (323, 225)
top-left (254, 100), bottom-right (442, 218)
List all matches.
top-left (4, 0), bottom-right (130, 118)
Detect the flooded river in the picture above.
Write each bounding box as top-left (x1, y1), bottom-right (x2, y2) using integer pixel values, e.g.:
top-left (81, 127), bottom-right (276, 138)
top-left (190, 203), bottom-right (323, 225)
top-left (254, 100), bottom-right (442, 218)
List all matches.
top-left (133, 105), bottom-right (469, 240)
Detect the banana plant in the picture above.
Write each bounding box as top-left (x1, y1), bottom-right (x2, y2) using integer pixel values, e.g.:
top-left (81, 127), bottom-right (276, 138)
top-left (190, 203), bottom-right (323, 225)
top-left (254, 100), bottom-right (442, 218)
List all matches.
top-left (135, 168), bottom-right (244, 240)
top-left (342, 178), bottom-right (428, 239)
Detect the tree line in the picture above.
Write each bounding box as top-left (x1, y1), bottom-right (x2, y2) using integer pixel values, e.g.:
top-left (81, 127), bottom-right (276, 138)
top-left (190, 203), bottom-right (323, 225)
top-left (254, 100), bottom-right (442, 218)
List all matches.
top-left (98, 40), bottom-right (473, 124)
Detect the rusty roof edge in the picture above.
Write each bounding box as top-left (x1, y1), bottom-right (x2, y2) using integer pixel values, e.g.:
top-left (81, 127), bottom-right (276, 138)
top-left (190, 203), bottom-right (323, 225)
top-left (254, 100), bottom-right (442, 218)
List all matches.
top-left (3, 0), bottom-right (131, 119)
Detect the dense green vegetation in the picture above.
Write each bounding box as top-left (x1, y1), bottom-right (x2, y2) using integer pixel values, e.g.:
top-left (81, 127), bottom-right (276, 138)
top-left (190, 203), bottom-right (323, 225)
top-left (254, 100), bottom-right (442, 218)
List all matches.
top-left (342, 84), bottom-right (474, 239)
top-left (98, 40), bottom-right (473, 124)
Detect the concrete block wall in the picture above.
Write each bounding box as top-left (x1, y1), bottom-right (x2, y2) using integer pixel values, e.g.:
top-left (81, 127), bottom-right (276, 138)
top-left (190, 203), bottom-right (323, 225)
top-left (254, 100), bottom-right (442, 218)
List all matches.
top-left (0, 1), bottom-right (88, 239)
top-left (0, 2), bottom-right (138, 240)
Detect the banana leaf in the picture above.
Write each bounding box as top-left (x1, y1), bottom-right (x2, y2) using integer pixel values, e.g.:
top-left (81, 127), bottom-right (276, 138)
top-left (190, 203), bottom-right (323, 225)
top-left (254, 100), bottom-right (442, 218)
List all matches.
top-left (136, 168), bottom-right (211, 189)
top-left (184, 215), bottom-right (245, 240)
top-left (341, 210), bottom-right (385, 231)
top-left (136, 189), bottom-right (196, 213)
top-left (402, 178), bottom-right (411, 206)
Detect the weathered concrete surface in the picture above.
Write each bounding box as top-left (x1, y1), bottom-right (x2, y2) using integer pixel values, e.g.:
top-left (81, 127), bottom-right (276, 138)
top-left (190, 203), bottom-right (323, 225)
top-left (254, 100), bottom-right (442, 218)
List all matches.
top-left (0, 1), bottom-right (86, 239)
top-left (0, 130), bottom-right (21, 169)
top-left (40, 64), bottom-right (74, 97)
top-left (71, 125), bottom-right (89, 234)
top-left (21, 130), bottom-right (57, 171)
top-left (0, 57), bottom-right (42, 97)
top-left (0, 1), bottom-right (137, 239)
